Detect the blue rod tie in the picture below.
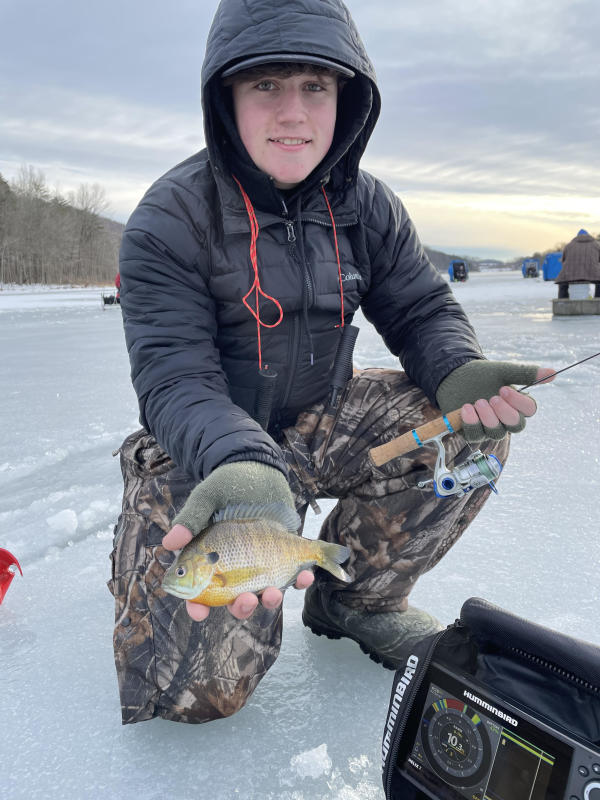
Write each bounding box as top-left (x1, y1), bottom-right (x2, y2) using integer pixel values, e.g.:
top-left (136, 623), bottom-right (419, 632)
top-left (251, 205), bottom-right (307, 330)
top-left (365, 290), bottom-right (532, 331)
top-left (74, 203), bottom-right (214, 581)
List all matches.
top-left (443, 415), bottom-right (454, 434)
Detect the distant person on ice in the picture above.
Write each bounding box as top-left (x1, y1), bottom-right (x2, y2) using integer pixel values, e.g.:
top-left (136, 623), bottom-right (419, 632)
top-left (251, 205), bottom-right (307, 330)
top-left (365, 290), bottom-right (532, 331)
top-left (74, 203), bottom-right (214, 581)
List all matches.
top-left (555, 229), bottom-right (600, 299)
top-left (113, 0), bottom-right (555, 724)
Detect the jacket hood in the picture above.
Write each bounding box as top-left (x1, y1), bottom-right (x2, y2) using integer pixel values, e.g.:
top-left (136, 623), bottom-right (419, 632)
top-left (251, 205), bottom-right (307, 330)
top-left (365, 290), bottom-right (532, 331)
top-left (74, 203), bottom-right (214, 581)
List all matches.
top-left (200, 0), bottom-right (381, 212)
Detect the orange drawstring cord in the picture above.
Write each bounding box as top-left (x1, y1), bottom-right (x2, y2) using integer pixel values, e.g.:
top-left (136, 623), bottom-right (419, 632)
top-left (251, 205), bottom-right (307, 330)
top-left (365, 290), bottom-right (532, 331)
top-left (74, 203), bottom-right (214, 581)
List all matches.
top-left (233, 177), bottom-right (346, 369)
top-left (233, 176), bottom-right (284, 370)
top-left (321, 186), bottom-right (345, 329)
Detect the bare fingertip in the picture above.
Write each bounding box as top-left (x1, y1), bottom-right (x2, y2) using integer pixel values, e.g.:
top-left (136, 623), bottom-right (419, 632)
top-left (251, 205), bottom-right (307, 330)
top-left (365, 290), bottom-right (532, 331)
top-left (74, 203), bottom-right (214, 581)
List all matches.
top-left (163, 524), bottom-right (193, 551)
top-left (262, 598), bottom-right (280, 610)
top-left (186, 601), bottom-right (209, 622)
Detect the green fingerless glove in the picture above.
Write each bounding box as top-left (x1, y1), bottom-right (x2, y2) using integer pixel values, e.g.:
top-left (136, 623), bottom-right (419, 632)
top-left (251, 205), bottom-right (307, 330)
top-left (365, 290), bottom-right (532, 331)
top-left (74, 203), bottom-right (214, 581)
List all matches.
top-left (172, 461), bottom-right (295, 536)
top-left (435, 360), bottom-right (539, 443)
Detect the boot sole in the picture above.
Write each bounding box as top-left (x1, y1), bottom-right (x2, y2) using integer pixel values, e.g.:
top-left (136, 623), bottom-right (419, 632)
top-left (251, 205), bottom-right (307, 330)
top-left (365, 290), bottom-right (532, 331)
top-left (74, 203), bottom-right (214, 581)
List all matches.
top-left (302, 607), bottom-right (398, 671)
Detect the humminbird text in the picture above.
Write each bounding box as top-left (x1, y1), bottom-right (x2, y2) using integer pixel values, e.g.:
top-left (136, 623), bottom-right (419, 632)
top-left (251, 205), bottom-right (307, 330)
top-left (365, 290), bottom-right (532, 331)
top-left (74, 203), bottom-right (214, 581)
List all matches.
top-left (463, 690), bottom-right (518, 727)
top-left (382, 654), bottom-right (419, 768)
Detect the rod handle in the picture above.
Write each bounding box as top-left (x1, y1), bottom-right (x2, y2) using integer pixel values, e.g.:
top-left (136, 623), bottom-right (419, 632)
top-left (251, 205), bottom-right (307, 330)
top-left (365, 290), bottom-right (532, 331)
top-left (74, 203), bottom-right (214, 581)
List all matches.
top-left (369, 408), bottom-right (464, 466)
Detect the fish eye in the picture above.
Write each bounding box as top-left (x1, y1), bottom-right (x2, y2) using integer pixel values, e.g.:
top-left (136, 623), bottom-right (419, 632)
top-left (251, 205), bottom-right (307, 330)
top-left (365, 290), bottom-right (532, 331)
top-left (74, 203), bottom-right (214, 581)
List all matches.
top-left (176, 566), bottom-right (187, 578)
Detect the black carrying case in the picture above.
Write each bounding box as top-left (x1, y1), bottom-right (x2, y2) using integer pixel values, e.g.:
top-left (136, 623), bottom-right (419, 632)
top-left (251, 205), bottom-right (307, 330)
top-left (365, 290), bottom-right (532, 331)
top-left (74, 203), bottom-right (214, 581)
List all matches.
top-left (382, 597), bottom-right (600, 799)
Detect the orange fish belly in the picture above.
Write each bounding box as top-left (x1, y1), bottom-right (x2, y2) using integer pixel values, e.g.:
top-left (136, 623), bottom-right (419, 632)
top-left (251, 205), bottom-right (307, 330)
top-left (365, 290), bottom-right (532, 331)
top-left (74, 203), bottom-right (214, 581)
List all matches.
top-left (190, 565), bottom-right (272, 606)
top-left (191, 584), bottom-right (239, 606)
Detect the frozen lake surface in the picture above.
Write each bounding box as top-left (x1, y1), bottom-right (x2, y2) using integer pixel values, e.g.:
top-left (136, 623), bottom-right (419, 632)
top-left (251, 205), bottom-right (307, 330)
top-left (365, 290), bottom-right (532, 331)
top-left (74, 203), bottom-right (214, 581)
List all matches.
top-left (1, 272), bottom-right (599, 799)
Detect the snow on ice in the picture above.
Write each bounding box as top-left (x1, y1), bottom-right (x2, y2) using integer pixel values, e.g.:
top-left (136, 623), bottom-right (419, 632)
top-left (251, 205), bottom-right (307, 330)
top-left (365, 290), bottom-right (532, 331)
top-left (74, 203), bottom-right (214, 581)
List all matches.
top-left (1, 273), bottom-right (599, 799)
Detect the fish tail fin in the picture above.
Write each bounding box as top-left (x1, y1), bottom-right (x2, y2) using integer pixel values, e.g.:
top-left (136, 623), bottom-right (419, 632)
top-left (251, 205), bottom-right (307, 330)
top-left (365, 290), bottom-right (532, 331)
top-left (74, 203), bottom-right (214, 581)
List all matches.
top-left (314, 541), bottom-right (352, 583)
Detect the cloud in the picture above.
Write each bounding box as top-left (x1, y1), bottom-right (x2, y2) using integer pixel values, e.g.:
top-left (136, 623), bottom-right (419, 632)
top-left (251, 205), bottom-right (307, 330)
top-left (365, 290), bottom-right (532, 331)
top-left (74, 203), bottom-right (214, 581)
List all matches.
top-left (355, 0), bottom-right (596, 74)
top-left (0, 83), bottom-right (204, 219)
top-left (1, 0), bottom-right (598, 254)
top-left (365, 142), bottom-right (600, 199)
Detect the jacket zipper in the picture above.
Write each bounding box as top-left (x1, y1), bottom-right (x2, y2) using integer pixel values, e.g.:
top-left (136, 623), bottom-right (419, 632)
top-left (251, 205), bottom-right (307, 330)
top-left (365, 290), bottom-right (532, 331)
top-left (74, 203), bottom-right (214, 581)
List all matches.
top-left (281, 217), bottom-right (303, 408)
top-left (301, 217), bottom-right (354, 305)
top-left (384, 626), bottom-right (451, 799)
top-left (285, 219), bottom-right (296, 243)
top-left (302, 217), bottom-right (354, 229)
top-left (282, 314), bottom-right (301, 408)
top-left (285, 218), bottom-right (315, 307)
top-left (279, 209), bottom-right (352, 408)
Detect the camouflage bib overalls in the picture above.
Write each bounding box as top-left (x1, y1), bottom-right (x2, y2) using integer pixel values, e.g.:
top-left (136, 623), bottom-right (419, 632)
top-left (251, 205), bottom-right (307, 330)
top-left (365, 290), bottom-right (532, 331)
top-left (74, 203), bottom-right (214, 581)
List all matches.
top-left (108, 369), bottom-right (508, 724)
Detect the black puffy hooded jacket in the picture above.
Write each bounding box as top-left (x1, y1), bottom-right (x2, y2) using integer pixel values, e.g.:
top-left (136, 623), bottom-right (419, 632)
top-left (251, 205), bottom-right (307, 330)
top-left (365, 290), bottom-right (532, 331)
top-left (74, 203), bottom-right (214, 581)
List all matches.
top-left (119, 0), bottom-right (483, 482)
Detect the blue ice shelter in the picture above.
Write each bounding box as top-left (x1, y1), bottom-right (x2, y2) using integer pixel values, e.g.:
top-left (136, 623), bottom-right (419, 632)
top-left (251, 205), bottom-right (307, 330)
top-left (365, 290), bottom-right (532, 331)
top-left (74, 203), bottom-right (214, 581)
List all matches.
top-left (522, 258), bottom-right (540, 278)
top-left (448, 260), bottom-right (469, 282)
top-left (542, 251), bottom-right (563, 281)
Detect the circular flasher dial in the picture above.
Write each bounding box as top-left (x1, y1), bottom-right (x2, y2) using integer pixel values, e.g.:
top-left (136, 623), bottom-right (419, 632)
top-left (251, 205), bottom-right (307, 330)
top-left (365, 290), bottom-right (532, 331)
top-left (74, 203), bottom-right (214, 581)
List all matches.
top-left (421, 696), bottom-right (492, 787)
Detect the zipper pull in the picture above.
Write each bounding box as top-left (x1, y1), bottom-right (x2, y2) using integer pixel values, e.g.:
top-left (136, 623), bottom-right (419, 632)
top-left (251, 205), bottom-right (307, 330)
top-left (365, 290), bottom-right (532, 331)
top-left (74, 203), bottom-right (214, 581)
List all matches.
top-left (285, 220), bottom-right (296, 243)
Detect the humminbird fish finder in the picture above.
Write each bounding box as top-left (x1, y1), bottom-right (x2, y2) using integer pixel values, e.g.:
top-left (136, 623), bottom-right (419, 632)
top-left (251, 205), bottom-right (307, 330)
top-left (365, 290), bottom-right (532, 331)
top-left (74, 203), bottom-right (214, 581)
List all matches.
top-left (396, 662), bottom-right (600, 800)
top-left (382, 598), bottom-right (600, 800)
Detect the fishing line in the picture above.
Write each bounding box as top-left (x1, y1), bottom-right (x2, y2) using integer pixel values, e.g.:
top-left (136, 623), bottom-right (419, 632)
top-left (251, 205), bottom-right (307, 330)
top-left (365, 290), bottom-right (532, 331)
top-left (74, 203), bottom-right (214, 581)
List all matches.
top-left (519, 350), bottom-right (600, 392)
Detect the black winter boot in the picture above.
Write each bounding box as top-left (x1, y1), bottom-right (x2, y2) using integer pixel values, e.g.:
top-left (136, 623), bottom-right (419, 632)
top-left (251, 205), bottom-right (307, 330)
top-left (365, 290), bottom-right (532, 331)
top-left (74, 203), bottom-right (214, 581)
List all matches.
top-left (302, 582), bottom-right (443, 670)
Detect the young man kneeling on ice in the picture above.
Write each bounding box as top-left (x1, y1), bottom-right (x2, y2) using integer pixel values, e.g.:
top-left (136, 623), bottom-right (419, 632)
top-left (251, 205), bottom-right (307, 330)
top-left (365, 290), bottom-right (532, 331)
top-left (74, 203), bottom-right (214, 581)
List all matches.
top-left (112, 0), bottom-right (554, 724)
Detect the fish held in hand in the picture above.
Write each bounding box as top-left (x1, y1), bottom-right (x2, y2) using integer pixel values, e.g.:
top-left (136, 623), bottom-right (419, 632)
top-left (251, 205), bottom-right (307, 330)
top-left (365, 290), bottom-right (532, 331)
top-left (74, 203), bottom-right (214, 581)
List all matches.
top-left (162, 503), bottom-right (351, 606)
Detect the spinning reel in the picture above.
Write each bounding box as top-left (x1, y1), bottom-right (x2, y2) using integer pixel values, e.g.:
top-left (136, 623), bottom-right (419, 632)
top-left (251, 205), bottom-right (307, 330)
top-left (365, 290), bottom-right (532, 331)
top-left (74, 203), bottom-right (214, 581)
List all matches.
top-left (370, 411), bottom-right (504, 498)
top-left (415, 430), bottom-right (502, 498)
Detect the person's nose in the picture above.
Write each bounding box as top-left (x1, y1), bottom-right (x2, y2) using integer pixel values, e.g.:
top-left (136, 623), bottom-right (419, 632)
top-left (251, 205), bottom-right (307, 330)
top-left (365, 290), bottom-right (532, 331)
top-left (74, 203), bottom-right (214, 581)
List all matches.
top-left (275, 87), bottom-right (307, 124)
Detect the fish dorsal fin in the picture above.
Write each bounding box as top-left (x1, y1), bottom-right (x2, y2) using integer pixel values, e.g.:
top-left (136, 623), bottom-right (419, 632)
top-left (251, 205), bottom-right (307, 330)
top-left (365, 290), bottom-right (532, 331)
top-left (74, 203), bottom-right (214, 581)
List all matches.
top-left (212, 503), bottom-right (300, 532)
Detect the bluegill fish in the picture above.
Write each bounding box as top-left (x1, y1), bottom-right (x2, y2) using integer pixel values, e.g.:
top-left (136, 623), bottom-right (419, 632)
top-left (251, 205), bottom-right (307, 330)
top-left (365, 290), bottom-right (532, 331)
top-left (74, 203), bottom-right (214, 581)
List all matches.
top-left (162, 503), bottom-right (351, 606)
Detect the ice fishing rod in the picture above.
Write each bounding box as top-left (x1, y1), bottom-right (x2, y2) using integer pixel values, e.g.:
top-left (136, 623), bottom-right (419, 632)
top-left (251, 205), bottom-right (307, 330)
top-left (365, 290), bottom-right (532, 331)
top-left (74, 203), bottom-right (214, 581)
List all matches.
top-left (369, 350), bottom-right (600, 498)
top-left (517, 350), bottom-right (600, 390)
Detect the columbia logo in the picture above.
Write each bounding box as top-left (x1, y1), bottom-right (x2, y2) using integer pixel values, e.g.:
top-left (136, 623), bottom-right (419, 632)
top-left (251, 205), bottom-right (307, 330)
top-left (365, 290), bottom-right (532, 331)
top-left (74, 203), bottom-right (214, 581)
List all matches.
top-left (341, 272), bottom-right (361, 281)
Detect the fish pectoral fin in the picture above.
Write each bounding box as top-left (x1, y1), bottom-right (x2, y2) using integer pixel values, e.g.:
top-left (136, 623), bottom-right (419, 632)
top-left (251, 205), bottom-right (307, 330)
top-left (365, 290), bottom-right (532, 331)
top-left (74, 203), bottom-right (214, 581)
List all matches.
top-left (214, 566), bottom-right (266, 588)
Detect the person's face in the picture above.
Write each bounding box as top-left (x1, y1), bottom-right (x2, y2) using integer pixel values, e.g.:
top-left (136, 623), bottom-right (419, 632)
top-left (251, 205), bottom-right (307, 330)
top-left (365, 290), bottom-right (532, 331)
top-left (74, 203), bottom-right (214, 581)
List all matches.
top-left (231, 70), bottom-right (338, 189)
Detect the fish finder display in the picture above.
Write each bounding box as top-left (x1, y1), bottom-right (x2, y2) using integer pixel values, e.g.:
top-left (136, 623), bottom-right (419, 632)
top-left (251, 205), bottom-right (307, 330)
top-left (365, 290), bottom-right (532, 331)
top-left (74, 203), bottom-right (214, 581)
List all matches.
top-left (398, 664), bottom-right (573, 800)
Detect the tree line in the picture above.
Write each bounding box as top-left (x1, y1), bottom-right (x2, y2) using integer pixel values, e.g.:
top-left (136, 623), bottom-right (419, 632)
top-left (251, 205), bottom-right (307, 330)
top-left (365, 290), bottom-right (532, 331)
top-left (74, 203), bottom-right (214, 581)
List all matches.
top-left (2, 164), bottom-right (597, 286)
top-left (0, 166), bottom-right (123, 286)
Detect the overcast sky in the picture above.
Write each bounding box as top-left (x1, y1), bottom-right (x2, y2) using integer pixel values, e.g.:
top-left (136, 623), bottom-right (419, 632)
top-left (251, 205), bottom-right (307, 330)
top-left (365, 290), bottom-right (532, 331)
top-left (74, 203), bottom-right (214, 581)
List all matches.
top-left (1, 0), bottom-right (598, 260)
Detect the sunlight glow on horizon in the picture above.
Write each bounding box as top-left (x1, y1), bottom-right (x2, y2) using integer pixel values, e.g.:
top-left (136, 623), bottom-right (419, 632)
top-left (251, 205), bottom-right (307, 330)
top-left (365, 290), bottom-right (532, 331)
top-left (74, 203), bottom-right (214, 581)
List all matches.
top-left (397, 191), bottom-right (599, 259)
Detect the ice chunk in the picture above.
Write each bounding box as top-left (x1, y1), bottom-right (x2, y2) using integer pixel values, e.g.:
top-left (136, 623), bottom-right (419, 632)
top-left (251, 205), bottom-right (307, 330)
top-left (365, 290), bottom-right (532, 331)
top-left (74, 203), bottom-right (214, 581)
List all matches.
top-left (290, 743), bottom-right (332, 778)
